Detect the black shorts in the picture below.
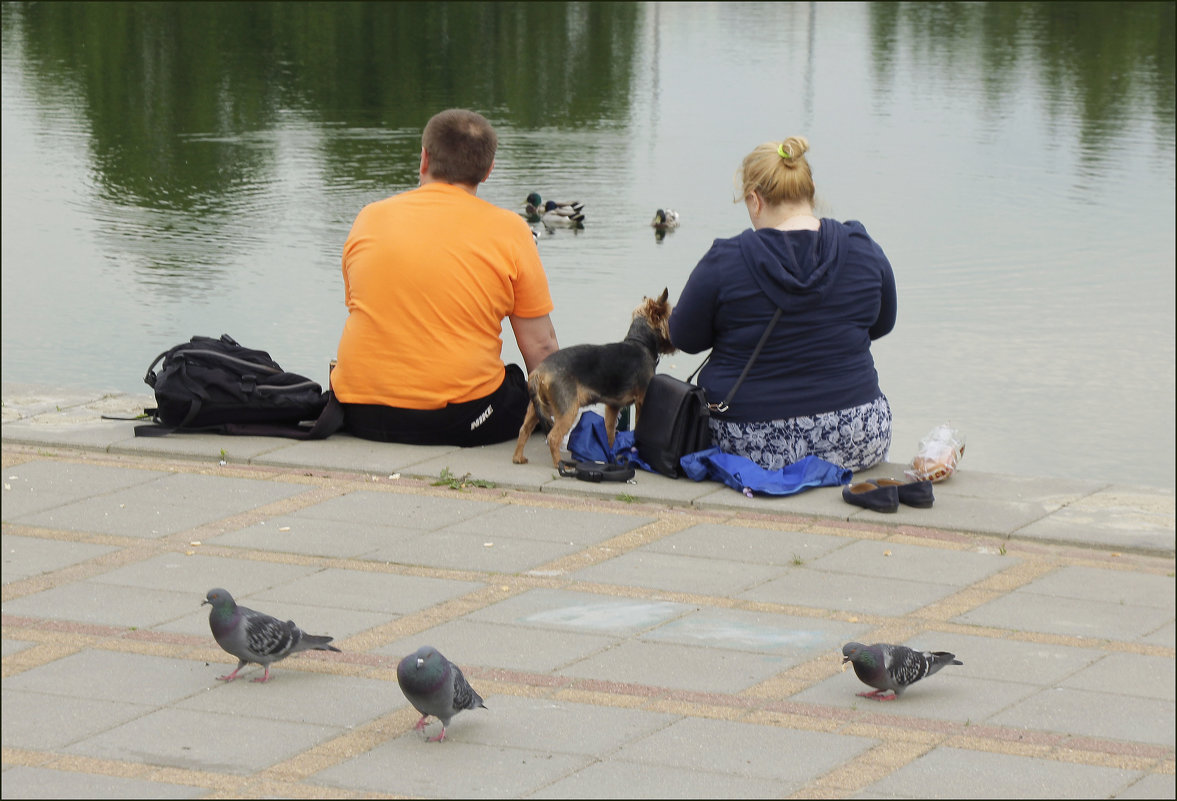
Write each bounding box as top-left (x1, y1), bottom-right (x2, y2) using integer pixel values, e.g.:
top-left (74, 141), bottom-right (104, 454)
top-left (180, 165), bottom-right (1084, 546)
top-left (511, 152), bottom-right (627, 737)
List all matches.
top-left (342, 363), bottom-right (530, 447)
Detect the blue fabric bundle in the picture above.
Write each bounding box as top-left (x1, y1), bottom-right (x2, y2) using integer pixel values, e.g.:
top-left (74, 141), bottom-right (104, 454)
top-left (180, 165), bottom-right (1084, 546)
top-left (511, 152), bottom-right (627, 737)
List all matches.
top-left (568, 412), bottom-right (851, 496)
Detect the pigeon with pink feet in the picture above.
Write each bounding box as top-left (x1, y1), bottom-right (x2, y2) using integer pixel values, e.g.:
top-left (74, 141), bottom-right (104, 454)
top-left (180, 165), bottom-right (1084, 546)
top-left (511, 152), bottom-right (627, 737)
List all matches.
top-left (397, 645), bottom-right (486, 742)
top-left (842, 641), bottom-right (961, 700)
top-left (203, 588), bottom-right (340, 683)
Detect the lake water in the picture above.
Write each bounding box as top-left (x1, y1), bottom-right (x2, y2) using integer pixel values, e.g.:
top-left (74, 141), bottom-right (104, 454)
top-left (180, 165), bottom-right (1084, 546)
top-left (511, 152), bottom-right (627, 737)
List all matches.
top-left (2, 2), bottom-right (1174, 489)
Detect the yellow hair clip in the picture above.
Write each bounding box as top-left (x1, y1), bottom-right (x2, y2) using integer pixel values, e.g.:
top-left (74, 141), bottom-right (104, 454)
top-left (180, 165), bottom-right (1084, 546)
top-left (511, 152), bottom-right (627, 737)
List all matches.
top-left (777, 143), bottom-right (792, 159)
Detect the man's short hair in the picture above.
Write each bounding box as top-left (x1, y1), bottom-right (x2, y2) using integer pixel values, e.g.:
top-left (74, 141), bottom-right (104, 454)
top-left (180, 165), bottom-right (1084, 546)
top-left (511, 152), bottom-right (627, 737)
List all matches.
top-left (422, 109), bottom-right (497, 186)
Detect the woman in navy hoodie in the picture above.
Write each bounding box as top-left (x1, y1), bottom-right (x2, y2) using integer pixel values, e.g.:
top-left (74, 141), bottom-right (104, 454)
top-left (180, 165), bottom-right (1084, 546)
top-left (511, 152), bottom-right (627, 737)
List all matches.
top-left (669, 136), bottom-right (896, 471)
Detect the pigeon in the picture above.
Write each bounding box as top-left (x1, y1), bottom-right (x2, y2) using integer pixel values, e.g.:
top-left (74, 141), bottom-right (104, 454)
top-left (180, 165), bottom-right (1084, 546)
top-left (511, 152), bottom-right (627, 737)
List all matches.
top-left (841, 641), bottom-right (962, 700)
top-left (203, 587), bottom-right (340, 683)
top-left (396, 645), bottom-right (486, 742)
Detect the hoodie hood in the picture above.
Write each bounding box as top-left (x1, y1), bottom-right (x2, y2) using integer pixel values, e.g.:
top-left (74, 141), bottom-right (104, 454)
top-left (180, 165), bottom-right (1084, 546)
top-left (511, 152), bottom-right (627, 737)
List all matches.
top-left (736, 221), bottom-right (849, 311)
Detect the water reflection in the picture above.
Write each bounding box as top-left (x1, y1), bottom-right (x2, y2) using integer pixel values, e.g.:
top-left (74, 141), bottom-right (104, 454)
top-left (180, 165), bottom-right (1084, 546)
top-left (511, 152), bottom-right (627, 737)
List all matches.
top-left (1, 1), bottom-right (1173, 488)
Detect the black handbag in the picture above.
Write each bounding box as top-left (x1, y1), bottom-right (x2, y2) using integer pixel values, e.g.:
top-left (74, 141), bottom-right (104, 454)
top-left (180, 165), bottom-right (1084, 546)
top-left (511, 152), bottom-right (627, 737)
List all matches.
top-left (635, 309), bottom-right (782, 478)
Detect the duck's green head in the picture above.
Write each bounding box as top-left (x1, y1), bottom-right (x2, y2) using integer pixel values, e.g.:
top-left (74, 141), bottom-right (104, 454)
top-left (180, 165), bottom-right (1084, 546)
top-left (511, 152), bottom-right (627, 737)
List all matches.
top-left (525, 192), bottom-right (542, 207)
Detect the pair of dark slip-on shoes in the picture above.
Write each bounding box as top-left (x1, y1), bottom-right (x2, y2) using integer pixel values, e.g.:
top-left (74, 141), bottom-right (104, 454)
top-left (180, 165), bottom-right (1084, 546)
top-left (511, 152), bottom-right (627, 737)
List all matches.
top-left (841, 478), bottom-right (934, 513)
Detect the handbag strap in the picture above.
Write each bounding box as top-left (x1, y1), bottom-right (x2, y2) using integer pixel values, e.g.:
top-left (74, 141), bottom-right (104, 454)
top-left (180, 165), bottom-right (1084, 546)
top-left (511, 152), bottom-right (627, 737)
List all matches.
top-left (707, 307), bottom-right (783, 413)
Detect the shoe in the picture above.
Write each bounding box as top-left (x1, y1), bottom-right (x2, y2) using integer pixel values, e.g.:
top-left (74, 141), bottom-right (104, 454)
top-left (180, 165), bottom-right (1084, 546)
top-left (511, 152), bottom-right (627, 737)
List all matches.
top-left (841, 482), bottom-right (899, 513)
top-left (868, 478), bottom-right (934, 508)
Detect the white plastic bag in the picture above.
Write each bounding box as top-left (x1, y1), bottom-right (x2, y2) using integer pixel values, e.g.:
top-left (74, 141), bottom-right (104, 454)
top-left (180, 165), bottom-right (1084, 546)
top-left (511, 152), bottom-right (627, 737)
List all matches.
top-left (905, 424), bottom-right (965, 483)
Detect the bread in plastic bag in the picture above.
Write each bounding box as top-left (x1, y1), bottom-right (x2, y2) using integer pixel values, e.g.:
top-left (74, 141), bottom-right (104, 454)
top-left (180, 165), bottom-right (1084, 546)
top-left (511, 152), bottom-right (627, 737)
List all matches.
top-left (905, 423), bottom-right (965, 483)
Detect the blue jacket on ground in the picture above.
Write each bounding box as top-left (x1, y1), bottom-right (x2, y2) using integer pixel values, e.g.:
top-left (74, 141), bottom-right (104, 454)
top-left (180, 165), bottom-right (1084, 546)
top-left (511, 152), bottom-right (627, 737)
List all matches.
top-left (668, 221), bottom-right (896, 422)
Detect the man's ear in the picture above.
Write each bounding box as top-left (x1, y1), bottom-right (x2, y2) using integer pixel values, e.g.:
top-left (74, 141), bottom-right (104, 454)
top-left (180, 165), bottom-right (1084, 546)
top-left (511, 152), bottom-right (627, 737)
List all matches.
top-left (419, 148), bottom-right (430, 178)
top-left (481, 159), bottom-right (495, 184)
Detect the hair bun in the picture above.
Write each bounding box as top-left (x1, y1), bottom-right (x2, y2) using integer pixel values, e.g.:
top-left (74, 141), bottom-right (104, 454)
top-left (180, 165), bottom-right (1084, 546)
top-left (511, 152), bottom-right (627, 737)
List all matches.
top-left (777, 136), bottom-right (809, 161)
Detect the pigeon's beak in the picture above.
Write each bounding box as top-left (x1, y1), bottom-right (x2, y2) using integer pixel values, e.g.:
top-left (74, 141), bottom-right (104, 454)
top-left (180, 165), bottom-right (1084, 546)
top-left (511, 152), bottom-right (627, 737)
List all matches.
top-left (201, 599), bottom-right (209, 607)
top-left (416, 657), bottom-right (424, 669)
top-left (841, 655), bottom-right (850, 664)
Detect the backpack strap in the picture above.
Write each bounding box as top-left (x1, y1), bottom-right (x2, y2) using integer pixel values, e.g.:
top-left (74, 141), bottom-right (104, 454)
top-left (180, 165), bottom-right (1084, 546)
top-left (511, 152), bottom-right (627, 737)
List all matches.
top-left (557, 459), bottom-right (636, 483)
top-left (132, 397), bottom-right (204, 437)
top-left (219, 391), bottom-right (344, 440)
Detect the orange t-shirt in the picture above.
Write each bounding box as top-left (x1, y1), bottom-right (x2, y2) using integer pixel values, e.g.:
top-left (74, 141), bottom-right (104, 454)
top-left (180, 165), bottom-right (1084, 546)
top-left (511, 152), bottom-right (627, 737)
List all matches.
top-left (332, 182), bottom-right (553, 409)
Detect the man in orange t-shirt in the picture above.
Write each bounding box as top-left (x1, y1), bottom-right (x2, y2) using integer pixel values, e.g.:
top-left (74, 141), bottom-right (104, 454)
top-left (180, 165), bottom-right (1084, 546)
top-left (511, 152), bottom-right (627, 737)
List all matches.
top-left (332, 109), bottom-right (559, 446)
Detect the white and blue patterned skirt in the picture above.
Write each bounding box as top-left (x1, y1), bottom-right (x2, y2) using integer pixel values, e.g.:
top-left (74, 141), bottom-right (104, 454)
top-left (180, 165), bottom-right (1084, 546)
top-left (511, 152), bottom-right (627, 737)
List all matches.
top-left (709, 394), bottom-right (892, 472)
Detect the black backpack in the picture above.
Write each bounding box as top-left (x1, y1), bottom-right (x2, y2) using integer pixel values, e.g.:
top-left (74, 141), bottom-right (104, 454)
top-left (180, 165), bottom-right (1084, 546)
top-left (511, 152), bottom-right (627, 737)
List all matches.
top-left (136, 334), bottom-right (342, 439)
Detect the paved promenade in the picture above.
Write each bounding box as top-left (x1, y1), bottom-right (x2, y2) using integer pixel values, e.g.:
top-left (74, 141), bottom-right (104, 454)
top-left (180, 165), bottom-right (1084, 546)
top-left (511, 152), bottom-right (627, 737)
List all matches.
top-left (2, 385), bottom-right (1174, 798)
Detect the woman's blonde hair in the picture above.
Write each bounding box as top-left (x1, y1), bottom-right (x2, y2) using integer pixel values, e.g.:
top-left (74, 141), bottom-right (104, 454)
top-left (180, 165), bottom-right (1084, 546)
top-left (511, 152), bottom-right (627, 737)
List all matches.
top-left (735, 135), bottom-right (814, 205)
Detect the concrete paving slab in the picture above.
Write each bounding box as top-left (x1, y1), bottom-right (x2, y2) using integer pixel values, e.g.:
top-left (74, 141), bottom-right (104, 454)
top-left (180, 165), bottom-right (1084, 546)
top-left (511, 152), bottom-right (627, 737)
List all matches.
top-left (569, 550), bottom-right (785, 596)
top-left (558, 639), bottom-right (792, 693)
top-left (1118, 773), bottom-right (1177, 799)
top-left (989, 686), bottom-right (1176, 746)
top-left (694, 484), bottom-right (1061, 537)
top-left (311, 736), bottom-right (592, 797)
top-left (364, 529), bottom-right (585, 573)
top-left (643, 521), bottom-right (850, 564)
top-left (858, 746), bottom-right (1145, 799)
top-left (1140, 620), bottom-right (1175, 648)
top-left (615, 717), bottom-right (878, 783)
top-left (1014, 565), bottom-right (1176, 610)
top-left (176, 673), bottom-right (407, 726)
top-left (1015, 485), bottom-right (1175, 553)
top-left (63, 706), bottom-right (341, 774)
top-left (451, 694), bottom-right (680, 755)
top-left (374, 618), bottom-right (617, 673)
top-left (159, 597), bottom-right (389, 642)
top-left (793, 672), bottom-right (1042, 723)
top-left (921, 467), bottom-right (1107, 504)
top-left (955, 593), bottom-right (1174, 641)
top-left (740, 569), bottom-right (961, 616)
top-left (442, 503), bottom-right (658, 545)
top-left (1, 459), bottom-right (167, 518)
top-left (902, 632), bottom-right (1106, 686)
top-left (4, 650), bottom-right (207, 706)
top-left (207, 514), bottom-right (423, 558)
top-left (1, 418), bottom-right (145, 451)
top-left (404, 439), bottom-right (562, 490)
top-left (0, 385), bottom-right (143, 421)
top-left (1, 637), bottom-right (37, 657)
top-left (689, 481), bottom-right (851, 519)
top-left (1, 532), bottom-right (118, 582)
top-left (113, 430), bottom-right (294, 462)
top-left (251, 433), bottom-right (461, 475)
top-left (641, 607), bottom-right (870, 659)
top-left (12, 472), bottom-right (310, 538)
top-left (1, 689), bottom-right (156, 750)
top-left (523, 469), bottom-right (719, 505)
top-left (0, 765), bottom-right (206, 799)
top-left (1059, 652), bottom-right (1176, 700)
top-left (3, 391), bottom-right (1175, 799)
top-left (87, 552), bottom-right (316, 595)
top-left (806, 539), bottom-right (1013, 586)
top-left (468, 589), bottom-right (693, 635)
top-left (535, 759), bottom-right (785, 799)
top-left (251, 566), bottom-right (483, 615)
top-left (3, 582), bottom-right (209, 628)
top-left (292, 489), bottom-right (500, 529)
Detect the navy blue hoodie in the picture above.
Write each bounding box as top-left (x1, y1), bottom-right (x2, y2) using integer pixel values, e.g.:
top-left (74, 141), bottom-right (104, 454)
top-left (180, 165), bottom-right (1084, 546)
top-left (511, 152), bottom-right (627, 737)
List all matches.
top-left (668, 219), bottom-right (896, 422)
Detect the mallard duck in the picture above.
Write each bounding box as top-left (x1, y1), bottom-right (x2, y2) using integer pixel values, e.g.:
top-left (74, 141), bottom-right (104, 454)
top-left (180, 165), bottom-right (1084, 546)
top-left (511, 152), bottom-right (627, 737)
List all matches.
top-left (524, 192), bottom-right (584, 224)
top-left (540, 199), bottom-right (586, 228)
top-left (651, 208), bottom-right (680, 231)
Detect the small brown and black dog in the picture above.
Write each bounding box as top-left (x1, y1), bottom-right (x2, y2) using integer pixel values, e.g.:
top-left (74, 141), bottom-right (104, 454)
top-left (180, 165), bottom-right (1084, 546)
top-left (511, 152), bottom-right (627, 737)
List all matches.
top-left (513, 288), bottom-right (676, 467)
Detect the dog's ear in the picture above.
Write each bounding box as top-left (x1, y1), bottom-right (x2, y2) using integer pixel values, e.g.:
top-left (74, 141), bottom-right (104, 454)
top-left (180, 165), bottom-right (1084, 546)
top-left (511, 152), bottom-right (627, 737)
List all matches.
top-left (658, 288), bottom-right (669, 304)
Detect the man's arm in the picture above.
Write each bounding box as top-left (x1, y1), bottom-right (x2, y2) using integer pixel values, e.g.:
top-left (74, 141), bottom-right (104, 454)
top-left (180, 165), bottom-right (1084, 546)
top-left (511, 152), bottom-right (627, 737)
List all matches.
top-left (509, 313), bottom-right (559, 374)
